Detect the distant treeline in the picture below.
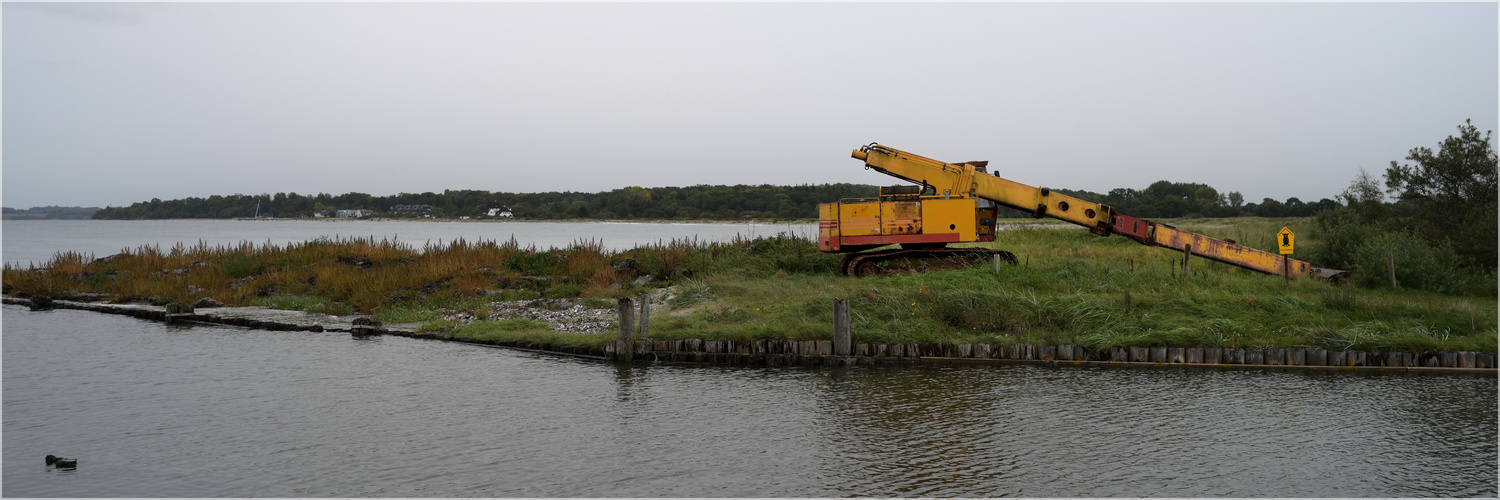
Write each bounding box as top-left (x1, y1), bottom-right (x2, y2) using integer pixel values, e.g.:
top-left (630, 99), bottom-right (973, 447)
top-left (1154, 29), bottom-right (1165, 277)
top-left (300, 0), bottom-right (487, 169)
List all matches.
top-left (91, 181), bottom-right (1342, 221)
top-left (1035, 181), bottom-right (1341, 219)
top-left (92, 184), bottom-right (877, 220)
top-left (2, 206), bottom-right (101, 220)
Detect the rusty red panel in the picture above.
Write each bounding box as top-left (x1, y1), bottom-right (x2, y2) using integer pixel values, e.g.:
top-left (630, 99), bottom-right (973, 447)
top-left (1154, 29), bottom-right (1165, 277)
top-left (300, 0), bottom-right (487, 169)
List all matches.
top-left (1109, 214), bottom-right (1152, 243)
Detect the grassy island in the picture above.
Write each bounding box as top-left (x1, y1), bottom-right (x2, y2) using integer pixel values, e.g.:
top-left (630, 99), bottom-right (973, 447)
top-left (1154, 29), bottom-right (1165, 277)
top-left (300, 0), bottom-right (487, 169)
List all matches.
top-left (4, 217), bottom-right (1494, 353)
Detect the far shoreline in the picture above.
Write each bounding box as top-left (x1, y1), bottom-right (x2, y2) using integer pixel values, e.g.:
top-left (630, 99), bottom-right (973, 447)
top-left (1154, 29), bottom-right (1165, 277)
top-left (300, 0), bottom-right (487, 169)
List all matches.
top-left (47, 216), bottom-right (1080, 227)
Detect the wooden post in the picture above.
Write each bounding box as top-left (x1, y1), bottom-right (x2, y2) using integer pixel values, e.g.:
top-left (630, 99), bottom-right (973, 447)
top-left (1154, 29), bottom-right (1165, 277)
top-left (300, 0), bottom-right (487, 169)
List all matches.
top-left (638, 293), bottom-right (650, 338)
top-left (993, 254), bottom-right (1002, 274)
top-left (1387, 249), bottom-right (1398, 289)
top-left (832, 299), bottom-right (851, 356)
top-left (617, 297), bottom-right (635, 362)
top-left (1182, 244), bottom-right (1191, 276)
top-left (1283, 254), bottom-right (1291, 283)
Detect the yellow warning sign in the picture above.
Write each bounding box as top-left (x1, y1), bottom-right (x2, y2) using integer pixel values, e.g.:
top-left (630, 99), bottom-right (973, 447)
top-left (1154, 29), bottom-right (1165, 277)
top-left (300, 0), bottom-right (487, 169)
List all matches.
top-left (1277, 227), bottom-right (1294, 255)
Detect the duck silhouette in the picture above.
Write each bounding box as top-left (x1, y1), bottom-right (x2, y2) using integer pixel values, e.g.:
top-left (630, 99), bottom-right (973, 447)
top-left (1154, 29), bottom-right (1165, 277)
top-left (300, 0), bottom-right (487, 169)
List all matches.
top-left (45, 455), bottom-right (77, 468)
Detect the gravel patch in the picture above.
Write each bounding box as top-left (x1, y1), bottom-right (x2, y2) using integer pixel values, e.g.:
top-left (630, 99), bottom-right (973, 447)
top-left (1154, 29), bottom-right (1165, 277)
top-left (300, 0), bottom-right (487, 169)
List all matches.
top-left (443, 288), bottom-right (677, 333)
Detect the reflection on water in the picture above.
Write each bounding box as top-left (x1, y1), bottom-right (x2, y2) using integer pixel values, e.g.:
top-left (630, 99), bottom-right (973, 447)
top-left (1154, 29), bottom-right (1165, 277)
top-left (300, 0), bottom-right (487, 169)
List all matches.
top-left (4, 306), bottom-right (1496, 497)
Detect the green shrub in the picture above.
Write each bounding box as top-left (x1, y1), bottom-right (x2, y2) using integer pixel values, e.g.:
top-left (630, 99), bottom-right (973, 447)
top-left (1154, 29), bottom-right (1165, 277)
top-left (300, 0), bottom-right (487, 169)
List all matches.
top-left (222, 255), bottom-right (260, 279)
top-left (253, 295), bottom-right (354, 315)
top-left (507, 251), bottom-right (561, 276)
top-left (1350, 232), bottom-right (1486, 294)
top-left (670, 279), bottom-right (712, 308)
top-left (544, 283), bottom-right (586, 299)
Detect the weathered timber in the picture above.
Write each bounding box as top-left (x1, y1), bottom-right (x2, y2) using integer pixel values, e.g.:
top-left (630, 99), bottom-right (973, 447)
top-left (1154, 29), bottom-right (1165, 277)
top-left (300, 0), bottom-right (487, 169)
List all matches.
top-left (1286, 348), bottom-right (1306, 366)
top-left (1245, 349), bottom-right (1265, 365)
top-left (617, 298), bottom-right (635, 362)
top-left (833, 299), bottom-right (851, 356)
top-left (1266, 348), bottom-right (1285, 366)
top-left (1306, 348), bottom-right (1326, 366)
top-left (638, 293), bottom-right (651, 338)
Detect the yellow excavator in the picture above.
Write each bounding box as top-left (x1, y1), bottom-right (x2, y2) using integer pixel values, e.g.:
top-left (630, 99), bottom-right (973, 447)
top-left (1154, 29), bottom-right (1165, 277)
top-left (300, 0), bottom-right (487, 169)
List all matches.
top-left (819, 143), bottom-right (1346, 279)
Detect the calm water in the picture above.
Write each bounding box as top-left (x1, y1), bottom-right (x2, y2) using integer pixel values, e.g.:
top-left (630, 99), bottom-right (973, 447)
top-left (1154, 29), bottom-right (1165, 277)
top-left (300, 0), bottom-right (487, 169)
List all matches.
top-left (3, 306), bottom-right (1496, 497)
top-left (1, 219), bottom-right (815, 266)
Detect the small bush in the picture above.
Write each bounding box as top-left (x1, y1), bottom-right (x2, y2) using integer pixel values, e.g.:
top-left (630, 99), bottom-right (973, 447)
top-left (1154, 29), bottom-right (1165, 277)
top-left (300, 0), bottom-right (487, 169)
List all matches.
top-left (253, 295), bottom-right (354, 315)
top-left (1350, 232), bottom-right (1480, 294)
top-left (543, 283), bottom-right (585, 299)
top-left (670, 279), bottom-right (712, 309)
top-left (222, 255), bottom-right (260, 279)
top-left (580, 297), bottom-right (613, 309)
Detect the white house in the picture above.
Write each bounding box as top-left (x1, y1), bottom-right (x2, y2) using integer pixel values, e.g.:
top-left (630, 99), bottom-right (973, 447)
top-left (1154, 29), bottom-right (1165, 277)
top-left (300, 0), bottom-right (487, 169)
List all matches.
top-left (486, 207), bottom-right (514, 217)
top-left (335, 209), bottom-right (377, 218)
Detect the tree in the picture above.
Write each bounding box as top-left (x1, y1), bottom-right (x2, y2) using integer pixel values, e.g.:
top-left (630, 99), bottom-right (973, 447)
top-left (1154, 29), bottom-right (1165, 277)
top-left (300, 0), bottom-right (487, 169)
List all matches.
top-left (1385, 119), bottom-right (1498, 269)
top-left (1341, 167), bottom-right (1388, 222)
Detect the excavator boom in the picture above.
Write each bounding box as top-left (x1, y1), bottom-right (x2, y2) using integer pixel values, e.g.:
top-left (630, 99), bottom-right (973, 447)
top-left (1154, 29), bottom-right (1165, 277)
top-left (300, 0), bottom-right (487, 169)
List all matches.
top-left (838, 143), bottom-right (1343, 279)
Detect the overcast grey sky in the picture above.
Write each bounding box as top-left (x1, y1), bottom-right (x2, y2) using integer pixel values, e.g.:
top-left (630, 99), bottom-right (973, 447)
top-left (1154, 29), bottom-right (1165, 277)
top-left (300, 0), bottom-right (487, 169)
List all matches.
top-left (3, 2), bottom-right (1496, 209)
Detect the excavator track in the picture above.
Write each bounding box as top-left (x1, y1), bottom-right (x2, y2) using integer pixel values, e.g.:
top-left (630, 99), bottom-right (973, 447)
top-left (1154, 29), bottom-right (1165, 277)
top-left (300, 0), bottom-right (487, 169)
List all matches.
top-left (840, 247), bottom-right (1018, 277)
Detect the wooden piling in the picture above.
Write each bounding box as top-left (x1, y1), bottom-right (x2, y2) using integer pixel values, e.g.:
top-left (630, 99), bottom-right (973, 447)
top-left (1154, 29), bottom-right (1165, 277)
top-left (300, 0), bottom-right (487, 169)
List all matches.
top-left (1268, 348), bottom-right (1287, 365)
top-left (1385, 351), bottom-right (1408, 368)
top-left (617, 297), bottom-right (635, 362)
top-left (1284, 348), bottom-right (1303, 366)
top-left (1349, 351), bottom-right (1366, 366)
top-left (1167, 348), bottom-right (1185, 364)
top-left (1205, 348), bottom-right (1222, 364)
top-left (1306, 348), bottom-right (1326, 366)
top-left (1182, 244), bottom-right (1192, 275)
top-left (638, 293), bottom-right (650, 338)
top-left (1245, 349), bottom-right (1265, 365)
top-left (833, 299), bottom-right (851, 356)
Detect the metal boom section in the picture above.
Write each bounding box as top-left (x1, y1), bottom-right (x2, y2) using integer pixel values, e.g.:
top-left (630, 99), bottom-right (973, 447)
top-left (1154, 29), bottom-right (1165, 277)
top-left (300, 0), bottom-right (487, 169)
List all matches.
top-left (851, 143), bottom-right (1343, 279)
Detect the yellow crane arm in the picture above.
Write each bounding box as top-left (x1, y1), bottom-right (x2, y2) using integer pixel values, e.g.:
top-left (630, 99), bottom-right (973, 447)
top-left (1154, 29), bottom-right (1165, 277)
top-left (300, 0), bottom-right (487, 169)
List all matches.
top-left (851, 143), bottom-right (1336, 278)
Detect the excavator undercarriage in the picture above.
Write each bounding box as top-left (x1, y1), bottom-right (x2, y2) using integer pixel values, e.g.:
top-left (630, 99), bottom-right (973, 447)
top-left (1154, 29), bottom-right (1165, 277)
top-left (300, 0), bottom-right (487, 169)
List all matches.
top-left (837, 246), bottom-right (1018, 277)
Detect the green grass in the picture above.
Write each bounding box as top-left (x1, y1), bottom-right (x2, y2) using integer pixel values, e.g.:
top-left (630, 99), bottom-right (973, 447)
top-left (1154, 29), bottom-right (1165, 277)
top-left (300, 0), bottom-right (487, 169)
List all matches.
top-left (633, 259), bottom-right (1495, 352)
top-left (449, 319), bottom-right (610, 348)
top-left (251, 295), bottom-right (354, 315)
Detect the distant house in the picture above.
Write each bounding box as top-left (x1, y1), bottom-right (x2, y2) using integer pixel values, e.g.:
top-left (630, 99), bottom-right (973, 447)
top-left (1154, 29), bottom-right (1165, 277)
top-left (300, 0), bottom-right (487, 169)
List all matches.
top-left (335, 209), bottom-right (377, 218)
top-left (314, 210), bottom-right (331, 218)
top-left (390, 204), bottom-right (435, 214)
top-left (486, 207), bottom-right (514, 217)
